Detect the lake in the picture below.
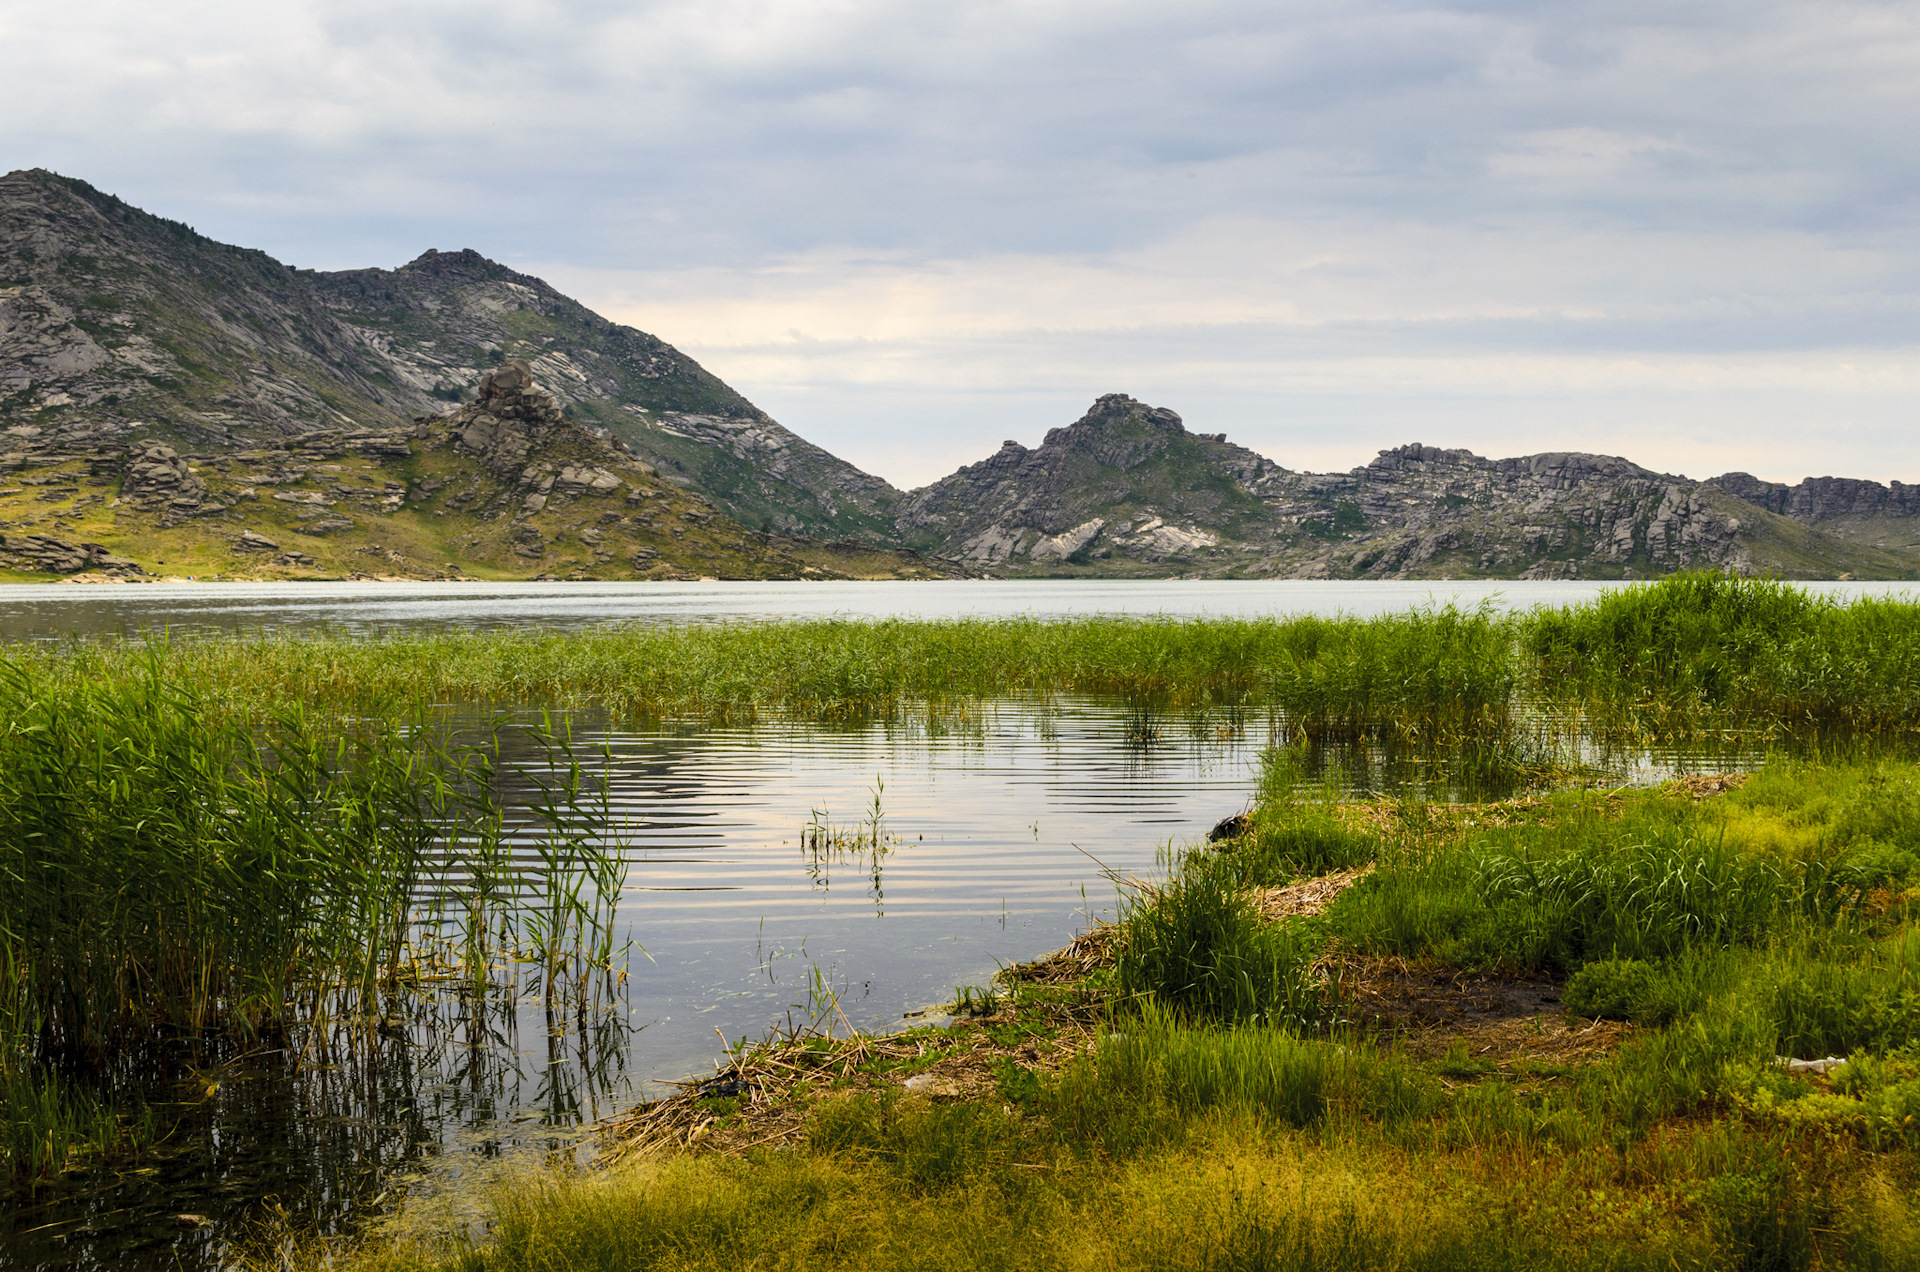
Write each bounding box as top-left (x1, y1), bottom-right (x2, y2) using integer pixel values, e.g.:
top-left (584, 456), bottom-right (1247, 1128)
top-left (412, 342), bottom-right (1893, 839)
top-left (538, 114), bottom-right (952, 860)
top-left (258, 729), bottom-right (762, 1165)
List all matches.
top-left (1, 578), bottom-right (1900, 1270)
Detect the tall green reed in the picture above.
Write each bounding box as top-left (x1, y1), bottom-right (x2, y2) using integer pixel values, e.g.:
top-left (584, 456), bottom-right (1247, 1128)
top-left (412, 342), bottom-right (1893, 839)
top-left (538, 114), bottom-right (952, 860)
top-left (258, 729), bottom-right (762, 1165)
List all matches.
top-left (1529, 573), bottom-right (1920, 734)
top-left (0, 650), bottom-right (630, 1187)
top-left (13, 577), bottom-right (1919, 747)
top-left (1113, 849), bottom-right (1326, 1027)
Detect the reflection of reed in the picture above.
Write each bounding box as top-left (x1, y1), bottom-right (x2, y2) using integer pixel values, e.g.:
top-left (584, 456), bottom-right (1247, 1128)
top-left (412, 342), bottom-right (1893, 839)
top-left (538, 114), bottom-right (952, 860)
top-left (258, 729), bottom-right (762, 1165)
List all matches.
top-left (800, 779), bottom-right (898, 911)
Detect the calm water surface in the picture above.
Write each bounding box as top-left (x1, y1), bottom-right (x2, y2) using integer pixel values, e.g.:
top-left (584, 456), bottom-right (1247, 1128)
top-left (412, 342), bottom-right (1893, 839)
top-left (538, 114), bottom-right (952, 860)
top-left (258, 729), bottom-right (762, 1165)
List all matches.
top-left (0, 576), bottom-right (1908, 642)
top-left (2, 579), bottom-right (1883, 1269)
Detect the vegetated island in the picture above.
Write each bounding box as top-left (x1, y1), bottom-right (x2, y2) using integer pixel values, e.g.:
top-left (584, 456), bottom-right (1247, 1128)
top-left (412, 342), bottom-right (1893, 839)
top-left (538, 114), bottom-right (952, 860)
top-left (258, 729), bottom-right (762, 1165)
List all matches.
top-left (8, 575), bottom-right (1920, 1269)
top-left (6, 166), bottom-right (1920, 582)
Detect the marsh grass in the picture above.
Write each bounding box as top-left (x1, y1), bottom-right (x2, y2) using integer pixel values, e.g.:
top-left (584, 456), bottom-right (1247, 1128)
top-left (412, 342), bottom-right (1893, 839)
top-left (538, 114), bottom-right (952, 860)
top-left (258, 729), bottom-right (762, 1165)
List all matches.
top-left (2, 606), bottom-right (1526, 738)
top-left (1113, 849), bottom-right (1325, 1027)
top-left (17, 577), bottom-right (1908, 767)
top-left (1531, 574), bottom-right (1920, 736)
top-left (28, 578), bottom-right (1920, 1258)
top-left (0, 654), bottom-right (631, 1189)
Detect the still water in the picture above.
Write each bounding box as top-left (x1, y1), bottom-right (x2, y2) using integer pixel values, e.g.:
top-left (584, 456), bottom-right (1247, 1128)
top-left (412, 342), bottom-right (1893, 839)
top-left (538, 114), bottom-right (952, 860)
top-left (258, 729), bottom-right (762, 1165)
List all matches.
top-left (0, 576), bottom-right (1907, 642)
top-left (0, 579), bottom-right (1887, 1269)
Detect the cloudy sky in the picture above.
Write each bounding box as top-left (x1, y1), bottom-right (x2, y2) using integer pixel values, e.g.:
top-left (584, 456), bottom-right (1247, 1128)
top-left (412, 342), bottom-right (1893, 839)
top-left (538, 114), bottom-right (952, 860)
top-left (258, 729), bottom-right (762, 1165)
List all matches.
top-left (3, 0), bottom-right (1916, 489)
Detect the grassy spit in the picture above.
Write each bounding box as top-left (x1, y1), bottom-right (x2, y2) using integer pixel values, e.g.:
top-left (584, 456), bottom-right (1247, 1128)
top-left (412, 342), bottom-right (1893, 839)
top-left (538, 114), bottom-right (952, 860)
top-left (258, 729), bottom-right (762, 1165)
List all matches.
top-left (309, 757), bottom-right (1920, 1272)
top-left (10, 575), bottom-right (1918, 742)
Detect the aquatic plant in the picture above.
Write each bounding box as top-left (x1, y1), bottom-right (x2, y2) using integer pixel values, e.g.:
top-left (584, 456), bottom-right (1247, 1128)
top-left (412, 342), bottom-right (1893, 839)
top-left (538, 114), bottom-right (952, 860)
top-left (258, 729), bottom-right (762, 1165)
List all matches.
top-left (18, 576), bottom-right (1916, 751)
top-left (0, 652), bottom-right (629, 1188)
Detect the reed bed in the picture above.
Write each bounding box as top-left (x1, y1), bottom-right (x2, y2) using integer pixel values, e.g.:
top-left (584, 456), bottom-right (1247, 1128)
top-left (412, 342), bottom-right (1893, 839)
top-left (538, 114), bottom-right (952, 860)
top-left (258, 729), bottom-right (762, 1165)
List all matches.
top-left (0, 652), bottom-right (629, 1190)
top-left (8, 607), bottom-right (1521, 738)
top-left (16, 576), bottom-right (1916, 748)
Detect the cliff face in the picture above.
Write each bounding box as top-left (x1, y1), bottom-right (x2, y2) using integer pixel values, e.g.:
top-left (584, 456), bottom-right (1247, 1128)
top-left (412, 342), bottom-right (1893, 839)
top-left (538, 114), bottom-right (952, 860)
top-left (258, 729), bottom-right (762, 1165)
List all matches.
top-left (0, 169), bottom-right (900, 541)
top-left (902, 401), bottom-right (1920, 581)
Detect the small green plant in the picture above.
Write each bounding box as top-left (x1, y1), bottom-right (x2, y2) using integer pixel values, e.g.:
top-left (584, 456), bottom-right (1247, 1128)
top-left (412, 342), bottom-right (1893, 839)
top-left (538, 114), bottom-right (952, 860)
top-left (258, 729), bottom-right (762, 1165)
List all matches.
top-left (1565, 959), bottom-right (1667, 1023)
top-left (1433, 1040), bottom-right (1494, 1079)
top-left (991, 1058), bottom-right (1043, 1110)
top-left (952, 984), bottom-right (1001, 1017)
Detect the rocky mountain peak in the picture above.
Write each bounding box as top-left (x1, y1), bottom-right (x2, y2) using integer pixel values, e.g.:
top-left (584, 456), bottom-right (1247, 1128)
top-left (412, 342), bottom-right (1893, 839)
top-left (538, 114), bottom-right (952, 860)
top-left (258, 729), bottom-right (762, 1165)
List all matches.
top-left (1028, 393), bottom-right (1196, 472)
top-left (1080, 393), bottom-right (1184, 431)
top-left (397, 247), bottom-right (516, 282)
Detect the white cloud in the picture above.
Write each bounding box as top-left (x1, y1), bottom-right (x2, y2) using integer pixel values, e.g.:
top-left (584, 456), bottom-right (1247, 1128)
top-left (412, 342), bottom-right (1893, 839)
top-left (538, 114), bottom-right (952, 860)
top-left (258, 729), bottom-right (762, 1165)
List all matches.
top-left (3, 0), bottom-right (1918, 489)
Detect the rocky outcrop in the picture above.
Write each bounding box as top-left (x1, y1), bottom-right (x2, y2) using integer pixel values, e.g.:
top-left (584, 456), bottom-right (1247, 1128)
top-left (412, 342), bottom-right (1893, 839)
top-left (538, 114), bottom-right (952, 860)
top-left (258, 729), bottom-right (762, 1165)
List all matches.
top-left (121, 442), bottom-right (206, 511)
top-left (440, 360), bottom-right (658, 518)
top-left (1241, 444), bottom-right (1761, 580)
top-left (0, 533), bottom-right (143, 576)
top-left (1708, 472), bottom-right (1920, 523)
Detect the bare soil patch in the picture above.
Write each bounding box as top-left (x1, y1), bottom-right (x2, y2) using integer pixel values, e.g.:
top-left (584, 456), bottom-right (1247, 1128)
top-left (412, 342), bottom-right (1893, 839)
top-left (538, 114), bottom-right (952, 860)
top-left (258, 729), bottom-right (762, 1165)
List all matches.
top-left (1338, 956), bottom-right (1630, 1066)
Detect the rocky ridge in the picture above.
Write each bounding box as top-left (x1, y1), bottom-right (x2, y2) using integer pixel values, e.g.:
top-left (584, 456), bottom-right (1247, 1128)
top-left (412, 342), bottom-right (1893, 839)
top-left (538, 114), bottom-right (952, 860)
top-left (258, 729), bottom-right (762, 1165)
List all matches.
top-left (901, 397), bottom-right (1920, 580)
top-left (7, 170), bottom-right (1917, 582)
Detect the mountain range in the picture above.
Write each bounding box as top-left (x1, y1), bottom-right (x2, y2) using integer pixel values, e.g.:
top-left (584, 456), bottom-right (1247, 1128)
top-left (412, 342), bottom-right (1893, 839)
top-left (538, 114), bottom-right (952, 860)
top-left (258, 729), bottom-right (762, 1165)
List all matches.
top-left (3, 168), bottom-right (1915, 582)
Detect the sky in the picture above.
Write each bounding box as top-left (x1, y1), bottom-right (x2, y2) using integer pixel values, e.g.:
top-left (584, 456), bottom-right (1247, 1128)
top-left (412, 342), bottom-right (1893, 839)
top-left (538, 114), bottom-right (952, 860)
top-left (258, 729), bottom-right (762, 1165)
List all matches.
top-left (2, 0), bottom-right (1916, 490)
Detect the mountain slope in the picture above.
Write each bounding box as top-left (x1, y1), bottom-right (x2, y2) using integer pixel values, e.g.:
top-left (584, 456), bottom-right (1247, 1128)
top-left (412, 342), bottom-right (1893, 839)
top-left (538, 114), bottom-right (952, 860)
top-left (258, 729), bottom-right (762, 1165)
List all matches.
top-left (0, 169), bottom-right (900, 540)
top-left (1, 170), bottom-right (424, 441)
top-left (309, 248), bottom-right (903, 539)
top-left (1707, 471), bottom-right (1920, 558)
top-left (904, 396), bottom-right (1920, 581)
top-left (0, 360), bottom-right (962, 583)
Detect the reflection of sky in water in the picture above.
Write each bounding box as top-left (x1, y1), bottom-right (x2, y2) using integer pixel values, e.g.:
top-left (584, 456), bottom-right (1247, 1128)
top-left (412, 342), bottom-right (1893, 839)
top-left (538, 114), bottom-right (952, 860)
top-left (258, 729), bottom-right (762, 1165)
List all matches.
top-left (4, 578), bottom-right (1863, 1270)
top-left (5, 695), bottom-right (1785, 1271)
top-left (504, 702), bottom-right (1274, 1095)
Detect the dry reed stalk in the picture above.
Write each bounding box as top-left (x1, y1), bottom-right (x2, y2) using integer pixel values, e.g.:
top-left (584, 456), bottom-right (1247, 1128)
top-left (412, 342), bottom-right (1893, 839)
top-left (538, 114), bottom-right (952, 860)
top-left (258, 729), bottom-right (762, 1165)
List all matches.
top-left (1250, 864), bottom-right (1375, 921)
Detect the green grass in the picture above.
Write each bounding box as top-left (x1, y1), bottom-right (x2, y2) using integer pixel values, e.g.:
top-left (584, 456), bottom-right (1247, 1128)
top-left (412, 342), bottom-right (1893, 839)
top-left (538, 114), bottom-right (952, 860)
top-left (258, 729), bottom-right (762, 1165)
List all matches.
top-left (6, 606), bottom-right (1523, 736)
top-left (19, 576), bottom-right (1920, 1260)
top-left (1530, 574), bottom-right (1920, 734)
top-left (1113, 850), bottom-right (1324, 1026)
top-left (265, 750), bottom-right (1920, 1272)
